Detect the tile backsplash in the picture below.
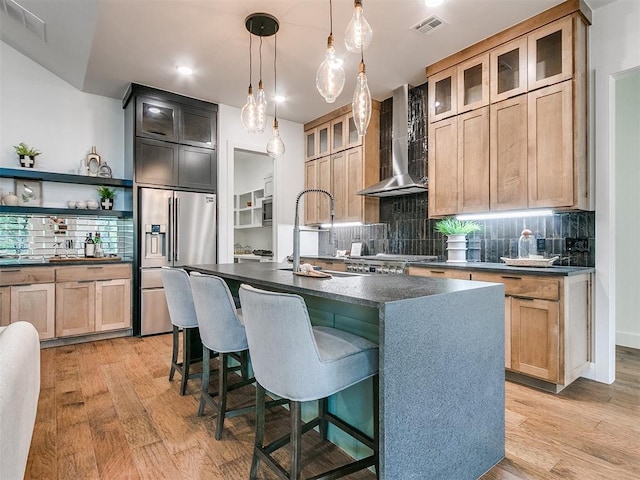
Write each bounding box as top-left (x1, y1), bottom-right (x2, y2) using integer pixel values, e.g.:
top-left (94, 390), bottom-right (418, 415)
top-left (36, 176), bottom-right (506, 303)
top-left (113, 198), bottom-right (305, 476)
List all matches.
top-left (0, 214), bottom-right (133, 259)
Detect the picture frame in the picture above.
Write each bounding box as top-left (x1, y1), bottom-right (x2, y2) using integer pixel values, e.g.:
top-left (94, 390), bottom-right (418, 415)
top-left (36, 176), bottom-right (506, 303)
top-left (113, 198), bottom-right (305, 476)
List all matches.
top-left (14, 179), bottom-right (43, 206)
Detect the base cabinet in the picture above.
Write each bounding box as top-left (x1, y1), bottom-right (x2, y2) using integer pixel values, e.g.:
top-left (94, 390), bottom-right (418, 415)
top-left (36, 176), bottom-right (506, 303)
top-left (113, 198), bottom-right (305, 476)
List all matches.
top-left (10, 284), bottom-right (55, 340)
top-left (96, 279), bottom-right (132, 332)
top-left (56, 281), bottom-right (96, 337)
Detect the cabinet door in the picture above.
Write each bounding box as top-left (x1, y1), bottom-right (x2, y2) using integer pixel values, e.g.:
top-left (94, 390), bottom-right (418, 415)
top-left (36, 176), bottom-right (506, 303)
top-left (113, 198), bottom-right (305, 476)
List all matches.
top-left (178, 145), bottom-right (217, 190)
top-left (135, 137), bottom-right (179, 186)
top-left (527, 16), bottom-right (573, 91)
top-left (490, 37), bottom-right (528, 103)
top-left (345, 113), bottom-right (362, 149)
top-left (457, 54), bottom-right (489, 114)
top-left (317, 156), bottom-right (332, 224)
top-left (305, 129), bottom-right (317, 161)
top-left (55, 281), bottom-right (95, 337)
top-left (428, 66), bottom-right (457, 123)
top-left (95, 279), bottom-right (131, 332)
top-left (0, 287), bottom-right (9, 327)
top-left (330, 116), bottom-right (346, 153)
top-left (317, 124), bottom-right (330, 158)
top-left (457, 106), bottom-right (489, 213)
top-left (333, 147), bottom-right (364, 222)
top-left (428, 117), bottom-right (458, 217)
top-left (528, 81), bottom-right (574, 208)
top-left (490, 95), bottom-right (528, 211)
top-left (511, 297), bottom-right (559, 382)
top-left (10, 284), bottom-right (55, 340)
top-left (406, 267), bottom-right (471, 280)
top-left (180, 105), bottom-right (216, 149)
top-left (136, 96), bottom-right (179, 142)
top-left (304, 160), bottom-right (319, 225)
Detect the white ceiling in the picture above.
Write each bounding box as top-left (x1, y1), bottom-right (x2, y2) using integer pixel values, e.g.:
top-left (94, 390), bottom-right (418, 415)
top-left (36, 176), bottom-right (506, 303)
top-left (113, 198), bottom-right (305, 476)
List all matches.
top-left (0, 0), bottom-right (613, 125)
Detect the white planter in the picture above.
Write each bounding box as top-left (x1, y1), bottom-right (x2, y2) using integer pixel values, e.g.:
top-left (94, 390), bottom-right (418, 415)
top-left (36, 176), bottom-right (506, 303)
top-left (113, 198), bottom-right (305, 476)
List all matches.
top-left (446, 234), bottom-right (467, 263)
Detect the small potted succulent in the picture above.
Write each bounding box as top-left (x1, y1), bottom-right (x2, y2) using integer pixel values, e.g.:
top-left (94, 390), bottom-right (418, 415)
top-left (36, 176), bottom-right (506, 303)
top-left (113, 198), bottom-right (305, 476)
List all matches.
top-left (435, 218), bottom-right (483, 263)
top-left (97, 185), bottom-right (116, 210)
top-left (13, 142), bottom-right (41, 168)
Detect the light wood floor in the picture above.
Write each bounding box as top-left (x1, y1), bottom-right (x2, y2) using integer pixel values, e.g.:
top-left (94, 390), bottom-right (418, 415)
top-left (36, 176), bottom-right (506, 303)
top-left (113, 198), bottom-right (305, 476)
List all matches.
top-left (25, 336), bottom-right (639, 479)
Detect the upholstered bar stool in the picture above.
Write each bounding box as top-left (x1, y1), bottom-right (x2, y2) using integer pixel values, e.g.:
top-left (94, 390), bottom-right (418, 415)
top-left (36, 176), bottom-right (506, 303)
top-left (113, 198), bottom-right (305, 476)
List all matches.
top-left (161, 267), bottom-right (210, 395)
top-left (189, 272), bottom-right (257, 439)
top-left (239, 284), bottom-right (379, 480)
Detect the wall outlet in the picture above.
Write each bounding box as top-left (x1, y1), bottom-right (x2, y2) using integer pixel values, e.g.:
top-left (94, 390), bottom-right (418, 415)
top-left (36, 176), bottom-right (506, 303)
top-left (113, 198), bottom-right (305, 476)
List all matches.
top-left (536, 238), bottom-right (546, 252)
top-left (566, 237), bottom-right (589, 252)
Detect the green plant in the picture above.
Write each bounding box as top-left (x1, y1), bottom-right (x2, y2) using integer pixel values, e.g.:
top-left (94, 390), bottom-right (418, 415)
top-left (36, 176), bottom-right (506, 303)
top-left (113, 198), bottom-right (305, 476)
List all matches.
top-left (435, 218), bottom-right (483, 236)
top-left (13, 142), bottom-right (41, 157)
top-left (97, 186), bottom-right (116, 199)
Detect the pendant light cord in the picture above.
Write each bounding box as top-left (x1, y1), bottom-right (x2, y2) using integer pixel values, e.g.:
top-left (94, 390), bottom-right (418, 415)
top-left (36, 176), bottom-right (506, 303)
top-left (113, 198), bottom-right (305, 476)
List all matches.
top-left (330, 0), bottom-right (333, 35)
top-left (248, 23), bottom-right (253, 88)
top-left (273, 32), bottom-right (278, 120)
top-left (259, 36), bottom-right (263, 83)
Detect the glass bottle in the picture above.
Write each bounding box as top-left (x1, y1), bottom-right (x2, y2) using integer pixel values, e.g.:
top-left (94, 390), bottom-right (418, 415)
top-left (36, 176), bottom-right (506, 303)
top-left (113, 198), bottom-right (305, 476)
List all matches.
top-left (85, 233), bottom-right (95, 258)
top-left (517, 229), bottom-right (537, 258)
top-left (94, 232), bottom-right (104, 258)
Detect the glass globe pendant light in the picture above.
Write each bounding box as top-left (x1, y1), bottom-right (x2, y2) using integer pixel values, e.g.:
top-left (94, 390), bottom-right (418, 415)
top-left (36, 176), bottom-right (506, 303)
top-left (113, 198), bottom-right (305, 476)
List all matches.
top-left (352, 53), bottom-right (372, 136)
top-left (240, 27), bottom-right (257, 133)
top-left (267, 31), bottom-right (285, 158)
top-left (344, 0), bottom-right (372, 53)
top-left (256, 37), bottom-right (268, 132)
top-left (316, 0), bottom-right (345, 103)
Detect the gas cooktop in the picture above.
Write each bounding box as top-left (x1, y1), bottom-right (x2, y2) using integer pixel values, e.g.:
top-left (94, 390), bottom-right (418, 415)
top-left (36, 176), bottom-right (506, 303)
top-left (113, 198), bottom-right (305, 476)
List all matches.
top-left (344, 254), bottom-right (438, 274)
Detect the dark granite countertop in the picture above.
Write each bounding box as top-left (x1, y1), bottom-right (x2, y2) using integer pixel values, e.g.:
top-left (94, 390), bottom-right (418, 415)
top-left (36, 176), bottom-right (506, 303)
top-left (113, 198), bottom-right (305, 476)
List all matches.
top-left (187, 262), bottom-right (497, 309)
top-left (407, 261), bottom-right (594, 276)
top-left (0, 257), bottom-right (132, 267)
top-left (299, 255), bottom-right (346, 262)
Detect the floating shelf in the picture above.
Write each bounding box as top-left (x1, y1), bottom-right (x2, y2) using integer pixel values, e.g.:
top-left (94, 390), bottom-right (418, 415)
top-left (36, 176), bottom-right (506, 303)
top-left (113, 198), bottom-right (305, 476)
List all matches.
top-left (0, 167), bottom-right (133, 187)
top-left (0, 205), bottom-right (133, 218)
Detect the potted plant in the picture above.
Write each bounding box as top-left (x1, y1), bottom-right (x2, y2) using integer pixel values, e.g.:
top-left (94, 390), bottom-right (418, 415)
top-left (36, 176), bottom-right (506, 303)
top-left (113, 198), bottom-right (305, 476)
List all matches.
top-left (13, 142), bottom-right (41, 168)
top-left (435, 218), bottom-right (483, 263)
top-left (97, 185), bottom-right (116, 210)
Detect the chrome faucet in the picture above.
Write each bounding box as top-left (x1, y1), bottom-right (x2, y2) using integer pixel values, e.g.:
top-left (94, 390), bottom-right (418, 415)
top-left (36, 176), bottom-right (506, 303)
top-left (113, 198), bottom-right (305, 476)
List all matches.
top-left (293, 189), bottom-right (335, 273)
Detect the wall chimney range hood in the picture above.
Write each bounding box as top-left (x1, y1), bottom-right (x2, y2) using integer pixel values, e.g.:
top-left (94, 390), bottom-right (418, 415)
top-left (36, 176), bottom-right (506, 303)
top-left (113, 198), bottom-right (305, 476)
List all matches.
top-left (357, 84), bottom-right (427, 197)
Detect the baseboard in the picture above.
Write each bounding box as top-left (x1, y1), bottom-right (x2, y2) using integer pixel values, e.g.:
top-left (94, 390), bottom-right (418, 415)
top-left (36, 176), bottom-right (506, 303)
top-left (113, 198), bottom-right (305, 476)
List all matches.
top-left (40, 329), bottom-right (132, 348)
top-left (616, 331), bottom-right (640, 349)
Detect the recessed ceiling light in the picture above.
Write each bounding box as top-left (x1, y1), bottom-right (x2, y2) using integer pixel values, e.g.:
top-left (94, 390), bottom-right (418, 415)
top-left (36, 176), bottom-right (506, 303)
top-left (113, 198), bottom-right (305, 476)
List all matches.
top-left (176, 65), bottom-right (193, 75)
top-left (274, 95), bottom-right (286, 103)
top-left (425, 0), bottom-right (444, 7)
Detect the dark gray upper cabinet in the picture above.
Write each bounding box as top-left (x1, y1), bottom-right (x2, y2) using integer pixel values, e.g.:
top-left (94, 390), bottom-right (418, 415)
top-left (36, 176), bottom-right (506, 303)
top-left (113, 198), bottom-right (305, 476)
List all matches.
top-left (125, 84), bottom-right (218, 191)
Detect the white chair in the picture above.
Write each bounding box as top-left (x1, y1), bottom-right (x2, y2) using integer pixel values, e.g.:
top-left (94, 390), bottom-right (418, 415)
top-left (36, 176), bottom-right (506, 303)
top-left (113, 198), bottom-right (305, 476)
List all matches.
top-left (239, 284), bottom-right (379, 480)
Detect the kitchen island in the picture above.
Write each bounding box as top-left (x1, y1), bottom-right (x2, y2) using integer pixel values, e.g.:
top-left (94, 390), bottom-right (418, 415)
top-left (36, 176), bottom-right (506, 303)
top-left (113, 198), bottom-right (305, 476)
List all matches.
top-left (187, 262), bottom-right (505, 479)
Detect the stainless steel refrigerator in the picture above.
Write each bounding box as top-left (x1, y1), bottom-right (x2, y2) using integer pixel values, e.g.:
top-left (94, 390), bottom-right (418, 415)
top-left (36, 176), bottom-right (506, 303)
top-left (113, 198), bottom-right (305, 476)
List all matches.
top-left (139, 187), bottom-right (217, 335)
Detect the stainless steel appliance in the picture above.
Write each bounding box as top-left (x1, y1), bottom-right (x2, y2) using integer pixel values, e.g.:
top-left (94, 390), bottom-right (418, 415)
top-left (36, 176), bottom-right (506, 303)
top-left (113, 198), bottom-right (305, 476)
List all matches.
top-left (262, 197), bottom-right (273, 226)
top-left (344, 254), bottom-right (437, 275)
top-left (139, 187), bottom-right (217, 335)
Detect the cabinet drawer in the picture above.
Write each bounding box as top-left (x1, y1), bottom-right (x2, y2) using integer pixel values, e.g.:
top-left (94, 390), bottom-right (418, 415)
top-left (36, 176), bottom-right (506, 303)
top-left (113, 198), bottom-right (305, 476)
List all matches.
top-left (406, 266), bottom-right (471, 280)
top-left (0, 267), bottom-right (55, 285)
top-left (472, 272), bottom-right (560, 301)
top-left (56, 264), bottom-right (131, 282)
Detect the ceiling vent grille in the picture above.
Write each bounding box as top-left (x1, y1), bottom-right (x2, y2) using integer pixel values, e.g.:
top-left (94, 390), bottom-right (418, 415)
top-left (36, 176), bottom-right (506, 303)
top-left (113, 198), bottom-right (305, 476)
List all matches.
top-left (413, 15), bottom-right (446, 35)
top-left (1, 0), bottom-right (46, 42)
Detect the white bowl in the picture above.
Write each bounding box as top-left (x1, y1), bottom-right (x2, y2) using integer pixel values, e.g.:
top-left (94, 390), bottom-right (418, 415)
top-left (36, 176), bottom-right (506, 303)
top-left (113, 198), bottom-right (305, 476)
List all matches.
top-left (76, 201), bottom-right (87, 209)
top-left (67, 201), bottom-right (77, 209)
top-left (86, 200), bottom-right (99, 210)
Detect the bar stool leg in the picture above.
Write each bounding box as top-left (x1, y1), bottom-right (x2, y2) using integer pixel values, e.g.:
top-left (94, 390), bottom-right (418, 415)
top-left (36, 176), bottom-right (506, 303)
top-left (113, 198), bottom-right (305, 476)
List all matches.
top-left (250, 383), bottom-right (266, 480)
top-left (169, 325), bottom-right (179, 381)
top-left (198, 346), bottom-right (211, 417)
top-left (290, 401), bottom-right (302, 480)
top-left (215, 353), bottom-right (229, 440)
top-left (319, 397), bottom-right (329, 441)
top-left (180, 328), bottom-right (191, 395)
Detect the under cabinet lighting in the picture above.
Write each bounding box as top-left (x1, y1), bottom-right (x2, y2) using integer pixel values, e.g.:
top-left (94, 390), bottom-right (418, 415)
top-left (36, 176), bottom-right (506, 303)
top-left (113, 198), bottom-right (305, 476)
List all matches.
top-left (456, 209), bottom-right (553, 221)
top-left (320, 221), bottom-right (363, 228)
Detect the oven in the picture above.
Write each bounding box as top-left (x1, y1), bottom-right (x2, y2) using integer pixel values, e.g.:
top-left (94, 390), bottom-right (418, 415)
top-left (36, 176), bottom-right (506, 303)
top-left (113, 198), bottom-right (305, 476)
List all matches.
top-left (344, 254), bottom-right (438, 275)
top-left (262, 197), bottom-right (273, 226)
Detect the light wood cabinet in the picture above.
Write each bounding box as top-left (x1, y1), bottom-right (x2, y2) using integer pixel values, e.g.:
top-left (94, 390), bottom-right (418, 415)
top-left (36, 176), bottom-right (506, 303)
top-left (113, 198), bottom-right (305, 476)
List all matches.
top-left (96, 279), bottom-right (132, 332)
top-left (10, 283), bottom-right (55, 340)
top-left (457, 54), bottom-right (490, 114)
top-left (0, 287), bottom-right (10, 327)
top-left (304, 102), bottom-right (380, 225)
top-left (490, 95), bottom-right (529, 211)
top-left (305, 124), bottom-right (330, 161)
top-left (428, 116), bottom-right (458, 217)
top-left (428, 66), bottom-right (457, 123)
top-left (408, 266), bottom-right (592, 390)
top-left (527, 16), bottom-right (573, 91)
top-left (301, 258), bottom-right (347, 272)
top-left (56, 281), bottom-right (95, 337)
top-left (490, 37), bottom-right (528, 103)
top-left (457, 106), bottom-right (489, 213)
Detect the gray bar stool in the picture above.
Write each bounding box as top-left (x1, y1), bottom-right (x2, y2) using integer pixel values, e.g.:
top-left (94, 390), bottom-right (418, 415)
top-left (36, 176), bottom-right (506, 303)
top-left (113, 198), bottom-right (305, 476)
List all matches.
top-left (190, 272), bottom-right (287, 440)
top-left (161, 267), bottom-right (210, 395)
top-left (239, 284), bottom-right (379, 480)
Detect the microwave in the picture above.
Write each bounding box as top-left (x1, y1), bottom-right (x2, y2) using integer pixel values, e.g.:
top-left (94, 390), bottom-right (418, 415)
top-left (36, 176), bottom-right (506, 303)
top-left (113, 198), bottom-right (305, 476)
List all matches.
top-left (262, 197), bottom-right (273, 226)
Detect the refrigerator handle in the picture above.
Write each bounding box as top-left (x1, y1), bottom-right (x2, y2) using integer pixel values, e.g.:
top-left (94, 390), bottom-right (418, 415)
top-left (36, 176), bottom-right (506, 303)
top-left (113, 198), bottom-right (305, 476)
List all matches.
top-left (168, 197), bottom-right (174, 262)
top-left (175, 196), bottom-right (180, 261)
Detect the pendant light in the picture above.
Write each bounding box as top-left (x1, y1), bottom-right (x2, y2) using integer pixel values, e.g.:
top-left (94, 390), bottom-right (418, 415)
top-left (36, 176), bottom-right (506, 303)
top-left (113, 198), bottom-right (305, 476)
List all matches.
top-left (344, 0), bottom-right (372, 53)
top-left (267, 31), bottom-right (285, 158)
top-left (256, 36), bottom-right (268, 132)
top-left (240, 26), bottom-right (257, 133)
top-left (352, 50), bottom-right (372, 136)
top-left (316, 0), bottom-right (345, 103)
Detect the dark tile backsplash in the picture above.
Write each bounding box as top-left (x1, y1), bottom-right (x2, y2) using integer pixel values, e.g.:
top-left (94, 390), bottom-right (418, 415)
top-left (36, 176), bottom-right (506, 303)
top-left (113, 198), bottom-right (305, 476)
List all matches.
top-left (319, 82), bottom-right (595, 267)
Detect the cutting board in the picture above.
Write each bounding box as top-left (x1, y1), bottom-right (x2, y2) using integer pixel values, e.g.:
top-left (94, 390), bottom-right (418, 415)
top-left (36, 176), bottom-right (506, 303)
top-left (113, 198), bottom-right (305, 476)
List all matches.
top-left (48, 256), bottom-right (122, 263)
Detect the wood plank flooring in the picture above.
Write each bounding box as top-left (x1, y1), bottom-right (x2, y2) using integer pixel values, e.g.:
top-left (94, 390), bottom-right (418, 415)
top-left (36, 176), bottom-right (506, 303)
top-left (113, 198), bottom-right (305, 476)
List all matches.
top-left (25, 336), bottom-right (639, 479)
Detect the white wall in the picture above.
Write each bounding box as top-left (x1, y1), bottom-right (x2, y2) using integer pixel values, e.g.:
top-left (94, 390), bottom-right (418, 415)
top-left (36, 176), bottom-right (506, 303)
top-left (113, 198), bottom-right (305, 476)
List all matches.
top-left (218, 104), bottom-right (304, 264)
top-left (0, 41), bottom-right (126, 208)
top-left (590, 0), bottom-right (640, 382)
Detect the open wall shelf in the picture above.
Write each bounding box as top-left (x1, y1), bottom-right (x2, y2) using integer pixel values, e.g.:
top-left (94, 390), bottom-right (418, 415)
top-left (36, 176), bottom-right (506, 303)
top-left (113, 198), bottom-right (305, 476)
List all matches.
top-left (0, 167), bottom-right (133, 187)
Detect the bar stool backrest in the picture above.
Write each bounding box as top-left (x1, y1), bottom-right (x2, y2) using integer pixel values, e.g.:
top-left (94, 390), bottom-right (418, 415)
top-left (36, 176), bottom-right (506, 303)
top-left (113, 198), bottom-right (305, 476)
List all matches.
top-left (160, 267), bottom-right (198, 329)
top-left (190, 273), bottom-right (248, 353)
top-left (239, 284), bottom-right (326, 401)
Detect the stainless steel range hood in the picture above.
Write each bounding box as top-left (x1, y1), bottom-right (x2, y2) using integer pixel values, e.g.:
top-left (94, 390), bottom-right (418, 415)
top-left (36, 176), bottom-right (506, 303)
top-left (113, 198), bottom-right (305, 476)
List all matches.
top-left (357, 84), bottom-right (428, 197)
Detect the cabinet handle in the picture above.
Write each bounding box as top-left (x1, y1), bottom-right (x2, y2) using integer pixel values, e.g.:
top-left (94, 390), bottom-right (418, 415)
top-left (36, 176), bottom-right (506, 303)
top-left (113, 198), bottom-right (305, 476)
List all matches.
top-left (501, 275), bottom-right (522, 280)
top-left (87, 266), bottom-right (104, 270)
top-left (430, 270), bottom-right (446, 274)
top-left (1, 269), bottom-right (21, 273)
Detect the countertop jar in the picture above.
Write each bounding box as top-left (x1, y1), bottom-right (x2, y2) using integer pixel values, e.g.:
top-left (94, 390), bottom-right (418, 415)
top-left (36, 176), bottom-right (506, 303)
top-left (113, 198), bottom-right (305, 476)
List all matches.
top-left (518, 229), bottom-right (537, 258)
